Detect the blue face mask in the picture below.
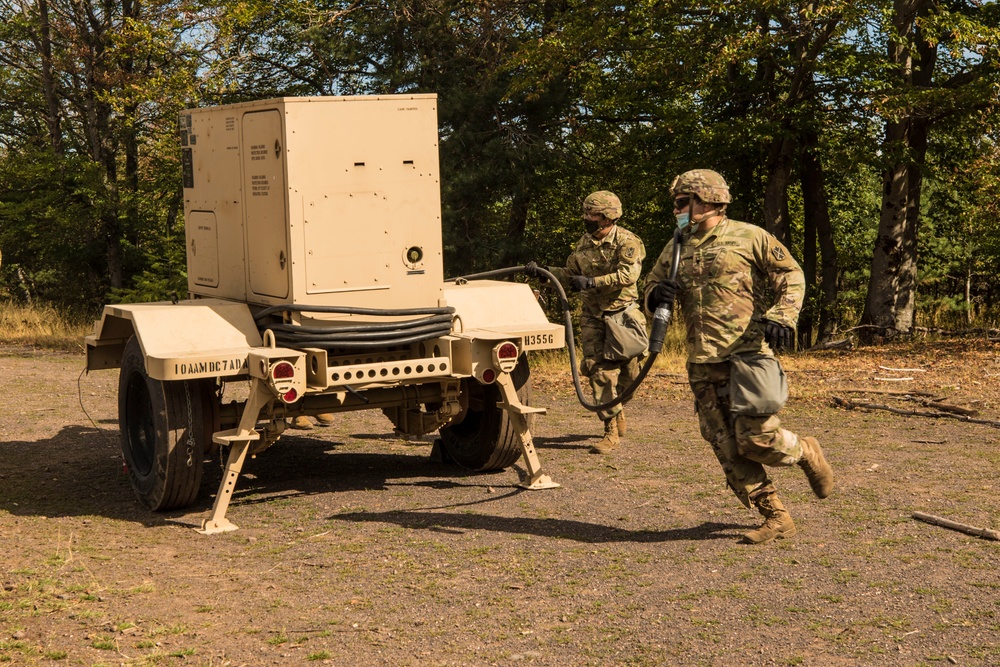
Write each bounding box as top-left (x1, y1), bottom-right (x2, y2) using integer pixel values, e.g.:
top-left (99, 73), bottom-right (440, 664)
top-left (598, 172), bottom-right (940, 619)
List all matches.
top-left (675, 212), bottom-right (690, 230)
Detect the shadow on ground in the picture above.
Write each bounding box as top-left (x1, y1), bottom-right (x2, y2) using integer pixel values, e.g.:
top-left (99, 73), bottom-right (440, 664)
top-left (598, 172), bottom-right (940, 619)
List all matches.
top-left (331, 509), bottom-right (745, 543)
top-left (0, 425), bottom-right (524, 525)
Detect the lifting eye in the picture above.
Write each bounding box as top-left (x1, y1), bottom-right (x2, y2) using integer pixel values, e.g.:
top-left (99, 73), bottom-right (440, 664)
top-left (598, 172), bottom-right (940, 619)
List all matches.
top-left (406, 246), bottom-right (423, 264)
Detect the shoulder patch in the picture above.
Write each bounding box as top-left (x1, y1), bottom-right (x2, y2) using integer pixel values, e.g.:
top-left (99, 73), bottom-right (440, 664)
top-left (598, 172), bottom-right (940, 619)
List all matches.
top-left (624, 246), bottom-right (636, 259)
top-left (772, 246), bottom-right (785, 261)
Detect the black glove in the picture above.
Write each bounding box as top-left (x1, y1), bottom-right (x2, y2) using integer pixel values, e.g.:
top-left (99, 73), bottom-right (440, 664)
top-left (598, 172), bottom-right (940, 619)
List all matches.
top-left (647, 279), bottom-right (680, 310)
top-left (762, 319), bottom-right (794, 351)
top-left (570, 275), bottom-right (595, 291)
top-left (524, 261), bottom-right (542, 277)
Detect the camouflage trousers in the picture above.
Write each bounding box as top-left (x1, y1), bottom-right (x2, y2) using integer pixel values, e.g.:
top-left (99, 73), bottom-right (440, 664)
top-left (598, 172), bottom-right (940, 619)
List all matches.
top-left (688, 360), bottom-right (804, 508)
top-left (580, 310), bottom-right (646, 421)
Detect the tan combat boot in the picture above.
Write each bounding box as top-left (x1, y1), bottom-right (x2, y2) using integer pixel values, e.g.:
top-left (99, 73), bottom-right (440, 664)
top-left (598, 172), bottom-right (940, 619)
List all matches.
top-left (743, 492), bottom-right (796, 544)
top-left (591, 418), bottom-right (620, 454)
top-left (615, 410), bottom-right (627, 437)
top-left (290, 415), bottom-right (314, 430)
top-left (315, 413), bottom-right (335, 427)
top-left (799, 436), bottom-right (834, 498)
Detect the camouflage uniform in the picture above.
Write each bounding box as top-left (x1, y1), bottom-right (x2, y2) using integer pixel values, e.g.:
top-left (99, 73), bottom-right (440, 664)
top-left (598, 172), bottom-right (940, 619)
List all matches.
top-left (549, 225), bottom-right (646, 421)
top-left (644, 216), bottom-right (806, 507)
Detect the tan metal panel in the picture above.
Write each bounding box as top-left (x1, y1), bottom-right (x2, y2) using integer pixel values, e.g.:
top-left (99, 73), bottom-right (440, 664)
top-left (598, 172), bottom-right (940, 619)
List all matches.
top-left (182, 108), bottom-right (246, 300)
top-left (89, 299), bottom-right (263, 379)
top-left (187, 210), bottom-right (220, 287)
top-left (303, 193), bottom-right (392, 293)
top-left (283, 96), bottom-right (443, 309)
top-left (242, 110), bottom-right (289, 298)
top-left (443, 281), bottom-right (556, 330)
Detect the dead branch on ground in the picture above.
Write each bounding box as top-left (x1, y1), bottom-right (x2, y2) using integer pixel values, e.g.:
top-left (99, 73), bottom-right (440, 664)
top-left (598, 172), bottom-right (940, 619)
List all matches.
top-left (831, 396), bottom-right (1000, 428)
top-left (912, 512), bottom-right (1000, 541)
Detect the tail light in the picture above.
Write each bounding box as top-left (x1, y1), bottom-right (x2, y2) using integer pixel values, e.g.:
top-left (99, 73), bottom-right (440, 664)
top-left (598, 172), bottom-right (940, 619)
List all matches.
top-left (492, 341), bottom-right (519, 373)
top-left (268, 361), bottom-right (302, 403)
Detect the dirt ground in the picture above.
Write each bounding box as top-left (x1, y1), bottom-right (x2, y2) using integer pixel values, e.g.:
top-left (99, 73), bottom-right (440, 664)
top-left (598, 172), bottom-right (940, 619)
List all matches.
top-left (0, 341), bottom-right (998, 667)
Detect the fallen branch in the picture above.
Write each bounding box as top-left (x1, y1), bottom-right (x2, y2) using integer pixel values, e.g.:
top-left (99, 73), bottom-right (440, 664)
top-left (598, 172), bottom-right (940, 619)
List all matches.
top-left (878, 366), bottom-right (926, 372)
top-left (831, 396), bottom-right (1000, 428)
top-left (918, 400), bottom-right (979, 417)
top-left (912, 512), bottom-right (1000, 541)
top-left (873, 376), bottom-right (913, 381)
top-left (843, 388), bottom-right (937, 397)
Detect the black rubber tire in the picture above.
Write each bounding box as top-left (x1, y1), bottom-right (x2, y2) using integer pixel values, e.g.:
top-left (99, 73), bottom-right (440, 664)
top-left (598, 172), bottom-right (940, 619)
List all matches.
top-left (118, 337), bottom-right (215, 510)
top-left (439, 355), bottom-right (532, 471)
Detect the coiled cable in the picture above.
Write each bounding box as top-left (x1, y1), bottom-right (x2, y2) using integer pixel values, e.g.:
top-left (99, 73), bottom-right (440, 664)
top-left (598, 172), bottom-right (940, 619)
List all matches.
top-left (253, 304), bottom-right (456, 351)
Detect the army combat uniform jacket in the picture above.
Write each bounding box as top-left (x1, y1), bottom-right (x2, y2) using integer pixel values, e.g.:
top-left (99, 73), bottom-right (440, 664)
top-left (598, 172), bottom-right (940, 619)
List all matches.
top-left (550, 225), bottom-right (646, 421)
top-left (643, 217), bottom-right (804, 363)
top-left (644, 217), bottom-right (807, 507)
top-left (549, 225), bottom-right (645, 321)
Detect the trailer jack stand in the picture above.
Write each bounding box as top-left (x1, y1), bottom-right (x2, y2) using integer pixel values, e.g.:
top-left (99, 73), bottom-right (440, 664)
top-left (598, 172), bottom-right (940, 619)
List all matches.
top-left (197, 379), bottom-right (271, 535)
top-left (495, 372), bottom-right (560, 490)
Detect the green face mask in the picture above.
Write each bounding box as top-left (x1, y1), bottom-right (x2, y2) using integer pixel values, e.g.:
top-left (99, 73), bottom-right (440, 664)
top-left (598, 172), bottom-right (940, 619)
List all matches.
top-left (584, 218), bottom-right (601, 234)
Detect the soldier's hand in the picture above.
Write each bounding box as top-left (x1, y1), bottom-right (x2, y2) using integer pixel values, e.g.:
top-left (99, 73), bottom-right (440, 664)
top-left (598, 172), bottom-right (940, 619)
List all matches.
top-left (762, 319), bottom-right (794, 351)
top-left (524, 261), bottom-right (542, 277)
top-left (647, 279), bottom-right (680, 310)
top-left (570, 275), bottom-right (595, 291)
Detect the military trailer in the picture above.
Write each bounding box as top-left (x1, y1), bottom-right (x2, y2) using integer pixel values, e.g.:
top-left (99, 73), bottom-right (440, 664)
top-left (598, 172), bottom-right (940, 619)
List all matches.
top-left (85, 94), bottom-right (564, 533)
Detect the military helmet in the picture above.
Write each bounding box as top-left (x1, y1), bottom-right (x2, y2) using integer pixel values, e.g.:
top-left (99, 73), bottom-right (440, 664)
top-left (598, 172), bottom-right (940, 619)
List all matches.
top-left (582, 190), bottom-right (623, 221)
top-left (670, 169), bottom-right (731, 204)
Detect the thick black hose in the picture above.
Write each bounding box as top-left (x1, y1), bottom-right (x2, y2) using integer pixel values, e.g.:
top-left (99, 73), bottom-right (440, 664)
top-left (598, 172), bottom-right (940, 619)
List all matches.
top-left (254, 304), bottom-right (456, 351)
top-left (265, 313), bottom-right (454, 336)
top-left (449, 227), bottom-right (683, 413)
top-left (254, 303), bottom-right (454, 319)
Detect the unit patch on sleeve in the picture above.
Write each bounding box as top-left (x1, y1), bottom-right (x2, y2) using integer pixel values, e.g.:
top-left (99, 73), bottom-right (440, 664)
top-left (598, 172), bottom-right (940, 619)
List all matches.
top-left (772, 246), bottom-right (785, 261)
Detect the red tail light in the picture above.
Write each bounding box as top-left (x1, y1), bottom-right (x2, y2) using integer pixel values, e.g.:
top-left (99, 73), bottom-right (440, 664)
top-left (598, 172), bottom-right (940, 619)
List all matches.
top-left (497, 342), bottom-right (518, 360)
top-left (272, 361), bottom-right (295, 379)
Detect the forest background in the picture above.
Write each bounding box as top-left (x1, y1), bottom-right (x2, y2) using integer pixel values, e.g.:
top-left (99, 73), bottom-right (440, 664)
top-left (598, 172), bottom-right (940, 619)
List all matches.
top-left (0, 0), bottom-right (998, 347)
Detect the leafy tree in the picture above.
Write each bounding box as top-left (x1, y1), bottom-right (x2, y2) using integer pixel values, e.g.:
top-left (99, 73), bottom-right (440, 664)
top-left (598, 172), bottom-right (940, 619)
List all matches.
top-left (860, 0), bottom-right (1000, 342)
top-left (0, 0), bottom-right (221, 308)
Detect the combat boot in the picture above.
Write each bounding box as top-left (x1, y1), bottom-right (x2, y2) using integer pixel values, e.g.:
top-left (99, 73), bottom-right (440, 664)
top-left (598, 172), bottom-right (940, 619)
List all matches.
top-left (290, 415), bottom-right (314, 430)
top-left (743, 492), bottom-right (796, 544)
top-left (591, 418), bottom-right (620, 454)
top-left (315, 413), bottom-right (335, 427)
top-left (798, 437), bottom-right (834, 498)
top-left (615, 410), bottom-right (627, 437)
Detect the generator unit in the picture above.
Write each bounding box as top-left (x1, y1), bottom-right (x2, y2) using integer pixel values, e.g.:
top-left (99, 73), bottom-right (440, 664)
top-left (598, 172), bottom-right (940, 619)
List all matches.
top-left (86, 95), bottom-right (564, 533)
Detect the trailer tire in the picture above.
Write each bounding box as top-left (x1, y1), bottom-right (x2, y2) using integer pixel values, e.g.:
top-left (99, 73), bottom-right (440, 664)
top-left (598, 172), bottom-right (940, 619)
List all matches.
top-left (118, 337), bottom-right (213, 510)
top-left (439, 355), bottom-right (532, 471)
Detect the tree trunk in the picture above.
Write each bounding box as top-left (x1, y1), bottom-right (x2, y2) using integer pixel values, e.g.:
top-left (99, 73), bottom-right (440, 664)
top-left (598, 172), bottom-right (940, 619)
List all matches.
top-left (859, 0), bottom-right (937, 344)
top-left (501, 188), bottom-right (531, 269)
top-left (763, 135), bottom-right (795, 249)
top-left (800, 130), bottom-right (839, 345)
top-left (37, 0), bottom-right (64, 155)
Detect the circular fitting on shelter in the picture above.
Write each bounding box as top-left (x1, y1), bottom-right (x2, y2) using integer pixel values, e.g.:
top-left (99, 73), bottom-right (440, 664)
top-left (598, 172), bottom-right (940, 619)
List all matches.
top-left (403, 245), bottom-right (425, 270)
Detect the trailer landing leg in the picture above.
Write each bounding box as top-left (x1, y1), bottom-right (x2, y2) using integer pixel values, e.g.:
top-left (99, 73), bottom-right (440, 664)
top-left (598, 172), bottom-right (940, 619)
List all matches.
top-left (198, 379), bottom-right (270, 534)
top-left (495, 372), bottom-right (560, 490)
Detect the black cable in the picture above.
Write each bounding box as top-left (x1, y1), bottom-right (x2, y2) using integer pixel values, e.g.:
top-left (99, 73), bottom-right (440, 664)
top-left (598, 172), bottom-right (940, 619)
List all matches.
top-left (254, 304), bottom-right (456, 352)
top-left (448, 227), bottom-right (683, 413)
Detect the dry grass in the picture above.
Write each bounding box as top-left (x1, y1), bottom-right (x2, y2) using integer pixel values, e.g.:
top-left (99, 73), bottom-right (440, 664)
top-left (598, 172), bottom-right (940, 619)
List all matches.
top-left (0, 301), bottom-right (91, 351)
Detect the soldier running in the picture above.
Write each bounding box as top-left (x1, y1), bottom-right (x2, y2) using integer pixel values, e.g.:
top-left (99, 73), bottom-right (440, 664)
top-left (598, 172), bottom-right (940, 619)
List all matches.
top-left (644, 170), bottom-right (834, 544)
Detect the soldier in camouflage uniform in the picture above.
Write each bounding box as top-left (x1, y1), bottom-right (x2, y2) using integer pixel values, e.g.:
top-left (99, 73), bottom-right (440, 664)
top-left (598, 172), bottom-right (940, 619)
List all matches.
top-left (644, 170), bottom-right (833, 544)
top-left (539, 191), bottom-right (647, 454)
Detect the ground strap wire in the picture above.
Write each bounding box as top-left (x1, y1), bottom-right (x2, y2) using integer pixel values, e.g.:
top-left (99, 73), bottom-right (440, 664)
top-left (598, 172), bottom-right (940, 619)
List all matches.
top-left (448, 227), bottom-right (683, 413)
